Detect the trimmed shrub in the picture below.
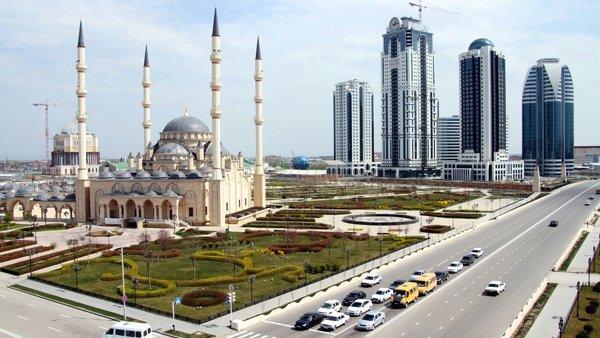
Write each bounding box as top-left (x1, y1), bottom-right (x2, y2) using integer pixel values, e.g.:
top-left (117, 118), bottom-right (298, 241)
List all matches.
top-left (420, 225), bottom-right (453, 234)
top-left (593, 281), bottom-right (600, 293)
top-left (117, 277), bottom-right (176, 298)
top-left (583, 324), bottom-right (594, 333)
top-left (576, 330), bottom-right (590, 338)
top-left (585, 304), bottom-right (597, 314)
top-left (182, 289), bottom-right (227, 307)
top-left (590, 299), bottom-right (599, 308)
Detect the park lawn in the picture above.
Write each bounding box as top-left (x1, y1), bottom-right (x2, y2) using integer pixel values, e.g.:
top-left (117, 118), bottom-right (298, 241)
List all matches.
top-left (290, 192), bottom-right (478, 211)
top-left (38, 232), bottom-right (424, 322)
top-left (563, 285), bottom-right (600, 337)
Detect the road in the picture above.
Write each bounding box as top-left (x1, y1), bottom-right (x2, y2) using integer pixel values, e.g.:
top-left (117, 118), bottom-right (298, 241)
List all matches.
top-left (233, 180), bottom-right (599, 338)
top-left (0, 273), bottom-right (115, 338)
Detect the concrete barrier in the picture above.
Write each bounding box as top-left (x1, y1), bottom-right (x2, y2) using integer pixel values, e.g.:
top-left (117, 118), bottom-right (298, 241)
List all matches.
top-left (552, 228), bottom-right (585, 271)
top-left (502, 277), bottom-right (548, 337)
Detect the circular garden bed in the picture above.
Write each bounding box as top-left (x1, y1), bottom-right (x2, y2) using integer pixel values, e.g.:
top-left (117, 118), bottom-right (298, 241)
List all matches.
top-left (342, 213), bottom-right (419, 226)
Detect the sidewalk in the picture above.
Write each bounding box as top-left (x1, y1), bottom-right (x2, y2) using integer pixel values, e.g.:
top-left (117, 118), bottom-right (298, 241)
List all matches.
top-left (567, 224), bottom-right (600, 273)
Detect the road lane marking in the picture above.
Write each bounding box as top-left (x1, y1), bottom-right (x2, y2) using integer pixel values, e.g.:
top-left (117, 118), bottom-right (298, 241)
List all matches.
top-left (263, 321), bottom-right (292, 328)
top-left (17, 316), bottom-right (28, 321)
top-left (227, 331), bottom-right (249, 338)
top-left (426, 312), bottom-right (431, 317)
top-left (59, 314), bottom-right (71, 319)
top-left (460, 308), bottom-right (464, 312)
top-left (0, 294), bottom-right (6, 298)
top-left (0, 328), bottom-right (21, 338)
top-left (401, 333), bottom-right (406, 336)
top-left (439, 326), bottom-right (443, 330)
top-left (48, 327), bottom-right (61, 333)
top-left (26, 303), bottom-right (36, 307)
top-left (248, 334), bottom-right (262, 338)
top-left (450, 316), bottom-right (455, 321)
top-left (414, 321), bottom-right (420, 326)
top-left (444, 300), bottom-right (448, 303)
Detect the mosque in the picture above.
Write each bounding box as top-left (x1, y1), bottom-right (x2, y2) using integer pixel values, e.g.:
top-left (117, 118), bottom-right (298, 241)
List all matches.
top-left (0, 9), bottom-right (267, 227)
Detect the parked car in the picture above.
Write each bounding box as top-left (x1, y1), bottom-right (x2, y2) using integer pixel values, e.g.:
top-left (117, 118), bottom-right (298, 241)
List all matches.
top-left (447, 261), bottom-right (463, 273)
top-left (371, 288), bottom-right (393, 303)
top-left (318, 300), bottom-right (342, 315)
top-left (294, 312), bottom-right (324, 330)
top-left (346, 299), bottom-right (372, 316)
top-left (355, 311), bottom-right (385, 331)
top-left (549, 220), bottom-right (559, 227)
top-left (585, 201), bottom-right (591, 206)
top-left (460, 255), bottom-right (475, 266)
top-left (409, 270), bottom-right (428, 281)
top-left (388, 279), bottom-right (406, 290)
top-left (319, 312), bottom-right (349, 331)
top-left (435, 271), bottom-right (449, 284)
top-left (361, 273), bottom-right (382, 287)
top-left (484, 281), bottom-right (506, 295)
top-left (470, 248), bottom-right (483, 258)
top-left (342, 290), bottom-right (366, 306)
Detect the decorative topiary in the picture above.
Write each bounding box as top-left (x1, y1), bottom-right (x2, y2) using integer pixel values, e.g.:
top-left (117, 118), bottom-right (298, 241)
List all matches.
top-left (585, 304), bottom-right (597, 314)
top-left (583, 324), bottom-right (594, 333)
top-left (181, 289), bottom-right (227, 307)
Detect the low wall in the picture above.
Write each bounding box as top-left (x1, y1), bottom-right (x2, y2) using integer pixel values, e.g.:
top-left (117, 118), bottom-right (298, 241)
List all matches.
top-left (502, 278), bottom-right (548, 337)
top-left (552, 228), bottom-right (585, 271)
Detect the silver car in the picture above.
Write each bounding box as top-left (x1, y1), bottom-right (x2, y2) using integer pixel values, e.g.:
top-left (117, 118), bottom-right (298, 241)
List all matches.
top-left (355, 310), bottom-right (385, 331)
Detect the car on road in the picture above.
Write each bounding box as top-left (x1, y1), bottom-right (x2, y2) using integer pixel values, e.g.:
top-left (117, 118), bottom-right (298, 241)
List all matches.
top-left (320, 312), bottom-right (349, 331)
top-left (447, 261), bottom-right (463, 273)
top-left (589, 195), bottom-right (595, 200)
top-left (585, 200), bottom-right (591, 206)
top-left (470, 248), bottom-right (483, 258)
top-left (415, 272), bottom-right (437, 295)
top-left (484, 281), bottom-right (506, 295)
top-left (435, 271), bottom-right (449, 284)
top-left (294, 312), bottom-right (324, 330)
top-left (102, 322), bottom-right (154, 338)
top-left (371, 288), bottom-right (393, 303)
top-left (355, 310), bottom-right (385, 331)
top-left (346, 299), bottom-right (373, 316)
top-left (342, 290), bottom-right (366, 306)
top-left (318, 300), bottom-right (342, 315)
top-left (549, 220), bottom-right (559, 227)
top-left (460, 255), bottom-right (476, 266)
top-left (409, 270), bottom-right (428, 281)
top-left (361, 273), bottom-right (382, 287)
top-left (388, 279), bottom-right (406, 290)
top-left (391, 282), bottom-right (419, 308)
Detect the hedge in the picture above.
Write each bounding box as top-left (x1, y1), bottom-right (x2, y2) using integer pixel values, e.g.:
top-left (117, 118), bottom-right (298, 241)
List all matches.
top-left (420, 211), bottom-right (483, 219)
top-left (182, 289), bottom-right (228, 307)
top-left (101, 248), bottom-right (181, 259)
top-left (242, 221), bottom-right (331, 230)
top-left (420, 225), bottom-right (453, 234)
top-left (0, 245), bottom-right (54, 263)
top-left (0, 240), bottom-right (37, 253)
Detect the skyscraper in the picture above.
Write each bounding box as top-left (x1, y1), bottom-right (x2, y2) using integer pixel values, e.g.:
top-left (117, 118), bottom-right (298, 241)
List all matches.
top-left (522, 58), bottom-right (574, 177)
top-left (443, 38), bottom-right (523, 181)
top-left (378, 17), bottom-right (438, 178)
top-left (331, 79), bottom-right (376, 176)
top-left (437, 115), bottom-right (460, 163)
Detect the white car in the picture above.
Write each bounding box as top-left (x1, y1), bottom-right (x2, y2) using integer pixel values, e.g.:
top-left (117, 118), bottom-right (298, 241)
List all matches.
top-left (361, 273), bottom-right (382, 287)
top-left (447, 261), bottom-right (463, 273)
top-left (409, 270), bottom-right (427, 281)
top-left (484, 281), bottom-right (506, 295)
top-left (355, 310), bottom-right (386, 331)
top-left (317, 300), bottom-right (342, 315)
top-left (370, 288), bottom-right (393, 303)
top-left (585, 200), bottom-right (591, 206)
top-left (346, 299), bottom-right (373, 316)
top-left (470, 248), bottom-right (483, 258)
top-left (320, 312), bottom-right (349, 331)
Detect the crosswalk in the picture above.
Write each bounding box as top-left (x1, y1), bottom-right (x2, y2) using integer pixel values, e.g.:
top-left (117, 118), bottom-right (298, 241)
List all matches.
top-left (227, 331), bottom-right (276, 338)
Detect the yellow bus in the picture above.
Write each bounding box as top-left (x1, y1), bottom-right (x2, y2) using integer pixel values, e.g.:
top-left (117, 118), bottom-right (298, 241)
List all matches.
top-left (415, 273), bottom-right (437, 295)
top-left (391, 282), bottom-right (419, 308)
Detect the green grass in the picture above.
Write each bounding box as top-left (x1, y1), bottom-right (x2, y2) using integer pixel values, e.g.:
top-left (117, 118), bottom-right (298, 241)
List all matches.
top-left (8, 284), bottom-right (142, 322)
top-left (559, 231), bottom-right (590, 271)
top-left (513, 283), bottom-right (558, 338)
top-left (563, 285), bottom-right (600, 337)
top-left (36, 232), bottom-right (424, 322)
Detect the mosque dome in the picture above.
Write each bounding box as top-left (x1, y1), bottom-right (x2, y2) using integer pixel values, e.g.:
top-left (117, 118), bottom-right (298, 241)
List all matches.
top-left (151, 171), bottom-right (168, 179)
top-left (168, 170), bottom-right (186, 179)
top-left (162, 116), bottom-right (210, 133)
top-left (205, 142), bottom-right (231, 156)
top-left (50, 192), bottom-right (65, 201)
top-left (468, 38), bottom-right (494, 51)
top-left (15, 186), bottom-right (35, 197)
top-left (156, 143), bottom-right (189, 155)
top-left (187, 171), bottom-right (205, 179)
top-left (115, 171), bottom-right (133, 179)
top-left (34, 192), bottom-right (51, 201)
top-left (199, 166), bottom-right (212, 175)
top-left (134, 170), bottom-right (151, 179)
top-left (98, 170), bottom-right (115, 179)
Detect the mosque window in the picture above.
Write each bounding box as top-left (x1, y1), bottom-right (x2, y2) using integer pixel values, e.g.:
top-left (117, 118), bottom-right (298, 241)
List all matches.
top-left (188, 207), bottom-right (194, 217)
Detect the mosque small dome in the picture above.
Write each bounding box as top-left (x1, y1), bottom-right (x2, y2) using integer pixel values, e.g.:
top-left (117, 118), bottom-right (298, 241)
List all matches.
top-left (135, 170), bottom-right (151, 179)
top-left (34, 192), bottom-right (51, 201)
top-left (15, 186), bottom-right (35, 197)
top-left (162, 116), bottom-right (210, 133)
top-left (50, 192), bottom-right (65, 201)
top-left (98, 170), bottom-right (115, 179)
top-left (169, 170), bottom-right (186, 179)
top-left (60, 120), bottom-right (79, 134)
top-left (151, 171), bottom-right (168, 179)
top-left (156, 143), bottom-right (190, 155)
top-left (187, 171), bottom-right (205, 179)
top-left (468, 38), bottom-right (494, 51)
top-left (199, 166), bottom-right (212, 175)
top-left (115, 171), bottom-right (133, 179)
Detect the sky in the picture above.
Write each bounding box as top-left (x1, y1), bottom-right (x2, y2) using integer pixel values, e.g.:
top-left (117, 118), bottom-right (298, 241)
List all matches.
top-left (0, 0), bottom-right (599, 160)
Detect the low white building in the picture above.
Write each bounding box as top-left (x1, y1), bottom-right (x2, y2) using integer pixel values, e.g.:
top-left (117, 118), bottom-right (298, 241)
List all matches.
top-left (44, 120), bottom-right (100, 177)
top-left (325, 160), bottom-right (380, 176)
top-left (442, 151), bottom-right (524, 181)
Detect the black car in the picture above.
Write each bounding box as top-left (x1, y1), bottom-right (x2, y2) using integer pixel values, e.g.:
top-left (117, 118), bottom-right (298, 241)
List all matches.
top-left (549, 220), bottom-right (559, 227)
top-left (342, 290), bottom-right (366, 306)
top-left (388, 279), bottom-right (406, 290)
top-left (435, 271), bottom-right (449, 284)
top-left (294, 312), bottom-right (324, 330)
top-left (460, 255), bottom-right (475, 266)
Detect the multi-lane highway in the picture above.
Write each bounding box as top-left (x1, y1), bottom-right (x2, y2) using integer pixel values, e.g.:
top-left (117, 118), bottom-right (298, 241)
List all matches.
top-left (232, 180), bottom-right (599, 338)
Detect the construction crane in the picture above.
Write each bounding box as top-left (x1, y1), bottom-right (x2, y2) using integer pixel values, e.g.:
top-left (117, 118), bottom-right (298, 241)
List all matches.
top-left (409, 0), bottom-right (458, 22)
top-left (33, 100), bottom-right (68, 163)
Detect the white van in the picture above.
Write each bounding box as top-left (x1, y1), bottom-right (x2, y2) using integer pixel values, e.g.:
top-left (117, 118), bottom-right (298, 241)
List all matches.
top-left (102, 322), bottom-right (154, 338)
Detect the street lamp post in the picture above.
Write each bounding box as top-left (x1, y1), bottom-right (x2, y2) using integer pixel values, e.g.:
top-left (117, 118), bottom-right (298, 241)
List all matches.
top-left (25, 248), bottom-right (36, 278)
top-left (345, 246), bottom-right (351, 270)
top-left (72, 263), bottom-right (81, 289)
top-left (588, 257), bottom-right (592, 286)
top-left (303, 258), bottom-right (310, 285)
top-left (576, 281), bottom-right (581, 318)
top-left (248, 274), bottom-right (256, 302)
top-left (132, 277), bottom-right (138, 305)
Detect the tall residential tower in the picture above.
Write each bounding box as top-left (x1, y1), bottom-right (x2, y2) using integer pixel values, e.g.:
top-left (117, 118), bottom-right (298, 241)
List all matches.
top-left (522, 58), bottom-right (574, 177)
top-left (378, 17), bottom-right (438, 178)
top-left (331, 79), bottom-right (376, 176)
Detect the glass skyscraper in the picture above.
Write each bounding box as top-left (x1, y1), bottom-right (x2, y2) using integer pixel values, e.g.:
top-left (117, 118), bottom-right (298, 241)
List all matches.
top-left (522, 58), bottom-right (574, 177)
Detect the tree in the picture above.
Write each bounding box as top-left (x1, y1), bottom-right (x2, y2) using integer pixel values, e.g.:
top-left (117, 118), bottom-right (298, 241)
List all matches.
top-left (139, 231), bottom-right (152, 290)
top-left (3, 213), bottom-right (12, 231)
top-left (157, 230), bottom-right (170, 253)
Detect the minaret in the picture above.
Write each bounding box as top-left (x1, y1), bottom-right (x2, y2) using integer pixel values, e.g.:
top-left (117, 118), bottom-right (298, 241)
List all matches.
top-left (253, 37), bottom-right (266, 208)
top-left (76, 21), bottom-right (88, 180)
top-left (210, 8), bottom-right (223, 180)
top-left (142, 45), bottom-right (152, 150)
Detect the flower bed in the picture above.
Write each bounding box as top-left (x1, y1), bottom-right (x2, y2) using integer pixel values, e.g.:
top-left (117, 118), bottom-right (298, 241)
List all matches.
top-left (420, 225), bottom-right (453, 234)
top-left (420, 211), bottom-right (483, 219)
top-left (242, 221), bottom-right (331, 230)
top-left (182, 289), bottom-right (228, 307)
top-left (0, 245), bottom-right (54, 263)
top-left (0, 240), bottom-right (37, 253)
top-left (101, 248), bottom-right (181, 259)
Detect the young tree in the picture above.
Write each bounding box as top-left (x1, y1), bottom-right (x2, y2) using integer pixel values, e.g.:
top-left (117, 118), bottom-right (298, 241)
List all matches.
top-left (157, 230), bottom-right (170, 253)
top-left (3, 213), bottom-right (12, 231)
top-left (139, 231), bottom-right (152, 290)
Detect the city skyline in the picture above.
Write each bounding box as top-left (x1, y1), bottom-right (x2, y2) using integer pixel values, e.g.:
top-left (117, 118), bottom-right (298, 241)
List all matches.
top-left (1, 0), bottom-right (599, 160)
